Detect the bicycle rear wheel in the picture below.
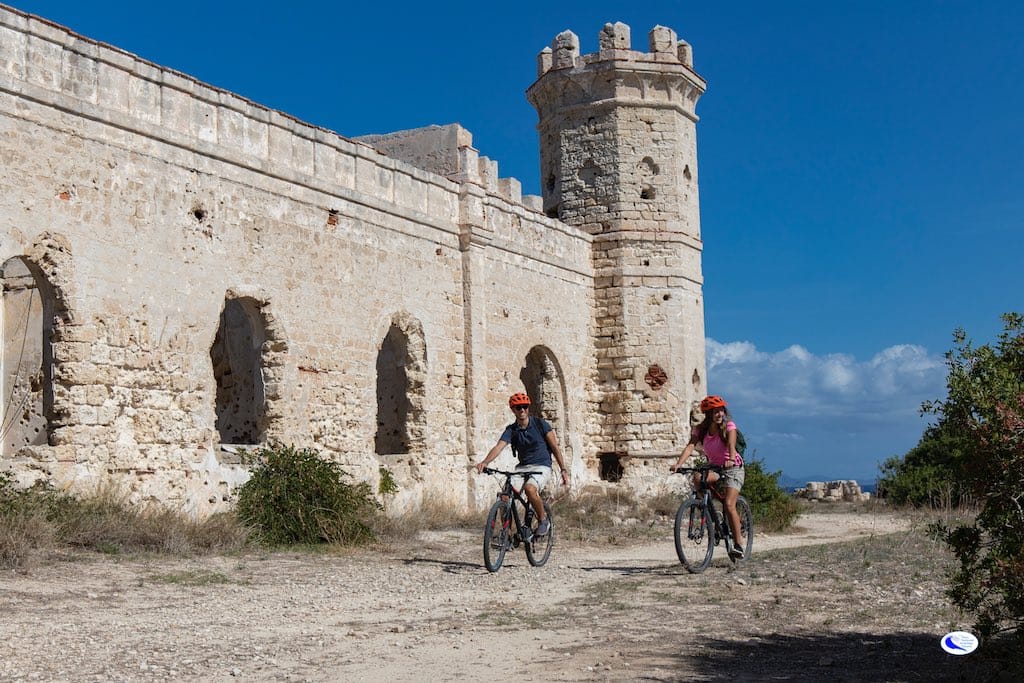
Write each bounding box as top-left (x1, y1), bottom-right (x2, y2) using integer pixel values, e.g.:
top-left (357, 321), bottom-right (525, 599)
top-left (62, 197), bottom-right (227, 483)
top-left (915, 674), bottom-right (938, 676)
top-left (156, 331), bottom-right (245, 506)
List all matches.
top-left (483, 500), bottom-right (510, 572)
top-left (674, 497), bottom-right (715, 573)
top-left (525, 502), bottom-right (553, 567)
top-left (732, 496), bottom-right (754, 564)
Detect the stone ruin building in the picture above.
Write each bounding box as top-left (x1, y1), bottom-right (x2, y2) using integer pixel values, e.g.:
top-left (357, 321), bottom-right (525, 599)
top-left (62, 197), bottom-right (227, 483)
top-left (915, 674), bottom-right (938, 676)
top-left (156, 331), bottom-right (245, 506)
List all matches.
top-left (794, 481), bottom-right (871, 503)
top-left (0, 5), bottom-right (709, 515)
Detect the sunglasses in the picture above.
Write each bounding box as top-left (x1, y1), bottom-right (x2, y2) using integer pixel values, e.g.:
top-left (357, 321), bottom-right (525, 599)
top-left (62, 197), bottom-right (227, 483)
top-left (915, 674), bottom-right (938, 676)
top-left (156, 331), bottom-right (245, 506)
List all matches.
top-left (512, 405), bottom-right (530, 411)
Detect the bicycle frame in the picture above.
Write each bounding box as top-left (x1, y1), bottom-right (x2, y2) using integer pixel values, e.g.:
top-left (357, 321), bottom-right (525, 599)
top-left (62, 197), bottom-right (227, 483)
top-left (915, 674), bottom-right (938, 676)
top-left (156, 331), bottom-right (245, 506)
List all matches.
top-left (481, 467), bottom-right (554, 572)
top-left (691, 469), bottom-right (735, 550)
top-left (492, 469), bottom-right (538, 543)
top-left (672, 465), bottom-right (753, 572)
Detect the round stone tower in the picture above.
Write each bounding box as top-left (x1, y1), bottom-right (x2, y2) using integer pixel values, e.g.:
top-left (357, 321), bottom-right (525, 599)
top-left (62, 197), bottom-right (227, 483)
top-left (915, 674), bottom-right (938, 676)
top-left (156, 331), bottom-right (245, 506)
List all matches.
top-left (527, 22), bottom-right (708, 470)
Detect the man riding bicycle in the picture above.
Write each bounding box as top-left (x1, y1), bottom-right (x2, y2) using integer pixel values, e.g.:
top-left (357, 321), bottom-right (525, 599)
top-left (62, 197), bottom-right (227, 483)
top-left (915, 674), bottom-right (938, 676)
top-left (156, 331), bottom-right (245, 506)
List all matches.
top-left (475, 393), bottom-right (569, 537)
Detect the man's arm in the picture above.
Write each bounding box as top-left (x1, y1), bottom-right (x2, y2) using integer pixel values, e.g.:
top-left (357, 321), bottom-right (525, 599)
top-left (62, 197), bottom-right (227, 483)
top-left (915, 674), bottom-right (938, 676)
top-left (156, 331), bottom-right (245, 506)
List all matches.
top-left (545, 430), bottom-right (570, 486)
top-left (475, 440), bottom-right (509, 473)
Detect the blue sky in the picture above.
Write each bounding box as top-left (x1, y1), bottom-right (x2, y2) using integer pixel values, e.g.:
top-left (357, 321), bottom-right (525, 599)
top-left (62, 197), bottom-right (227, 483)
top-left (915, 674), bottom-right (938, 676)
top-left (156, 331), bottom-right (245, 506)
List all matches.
top-left (12, 1), bottom-right (1022, 482)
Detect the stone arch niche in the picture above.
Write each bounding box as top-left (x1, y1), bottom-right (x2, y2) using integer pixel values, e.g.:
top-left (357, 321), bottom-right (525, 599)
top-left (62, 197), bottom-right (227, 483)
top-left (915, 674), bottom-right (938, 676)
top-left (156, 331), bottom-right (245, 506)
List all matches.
top-left (519, 345), bottom-right (571, 462)
top-left (209, 295), bottom-right (284, 446)
top-left (1, 257), bottom-right (56, 456)
top-left (375, 312), bottom-right (427, 457)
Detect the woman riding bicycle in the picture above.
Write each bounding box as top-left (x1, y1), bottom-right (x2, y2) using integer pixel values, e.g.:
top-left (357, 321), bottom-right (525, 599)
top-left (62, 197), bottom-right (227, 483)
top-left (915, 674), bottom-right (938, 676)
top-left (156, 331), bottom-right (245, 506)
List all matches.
top-left (475, 393), bottom-right (569, 537)
top-left (671, 395), bottom-right (747, 559)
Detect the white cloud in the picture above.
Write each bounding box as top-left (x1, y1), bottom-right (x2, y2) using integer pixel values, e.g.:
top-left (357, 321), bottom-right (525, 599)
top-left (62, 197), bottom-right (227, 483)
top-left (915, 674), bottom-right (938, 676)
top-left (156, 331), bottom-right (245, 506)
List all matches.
top-left (705, 338), bottom-right (948, 480)
top-left (764, 431), bottom-right (805, 442)
top-left (706, 338), bottom-right (946, 419)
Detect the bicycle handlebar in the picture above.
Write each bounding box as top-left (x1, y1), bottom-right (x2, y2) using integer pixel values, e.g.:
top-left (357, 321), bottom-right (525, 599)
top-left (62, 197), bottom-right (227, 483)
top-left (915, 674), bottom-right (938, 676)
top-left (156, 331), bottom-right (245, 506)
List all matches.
top-left (481, 467), bottom-right (545, 477)
top-left (672, 465), bottom-right (725, 474)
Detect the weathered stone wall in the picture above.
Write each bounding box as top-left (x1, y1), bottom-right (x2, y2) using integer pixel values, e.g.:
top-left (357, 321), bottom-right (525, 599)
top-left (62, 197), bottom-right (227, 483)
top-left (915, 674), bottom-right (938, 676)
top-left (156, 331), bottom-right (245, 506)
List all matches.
top-left (0, 7), bottom-right (706, 515)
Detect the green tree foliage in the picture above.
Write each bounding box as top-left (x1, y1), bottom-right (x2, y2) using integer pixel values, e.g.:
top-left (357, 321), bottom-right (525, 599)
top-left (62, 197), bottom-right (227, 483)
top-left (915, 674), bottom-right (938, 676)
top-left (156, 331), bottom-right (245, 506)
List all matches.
top-left (927, 313), bottom-right (1024, 643)
top-left (741, 458), bottom-right (800, 532)
top-left (877, 423), bottom-right (972, 506)
top-left (236, 444), bottom-right (381, 546)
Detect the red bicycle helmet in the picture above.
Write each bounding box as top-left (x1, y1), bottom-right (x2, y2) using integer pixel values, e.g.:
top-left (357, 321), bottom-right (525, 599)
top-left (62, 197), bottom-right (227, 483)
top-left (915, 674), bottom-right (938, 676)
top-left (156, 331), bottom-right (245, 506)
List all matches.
top-left (508, 392), bottom-right (531, 408)
top-left (700, 395), bottom-right (727, 412)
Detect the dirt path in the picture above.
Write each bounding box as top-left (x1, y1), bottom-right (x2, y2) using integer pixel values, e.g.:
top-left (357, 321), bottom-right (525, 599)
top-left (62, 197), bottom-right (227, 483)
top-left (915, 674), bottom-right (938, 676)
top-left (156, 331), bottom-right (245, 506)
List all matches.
top-left (1, 510), bottom-right (959, 682)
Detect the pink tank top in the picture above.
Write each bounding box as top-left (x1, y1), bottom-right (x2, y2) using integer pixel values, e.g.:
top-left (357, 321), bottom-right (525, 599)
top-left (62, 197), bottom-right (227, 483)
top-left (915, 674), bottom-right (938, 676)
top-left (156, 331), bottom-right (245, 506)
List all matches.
top-left (701, 421), bottom-right (743, 467)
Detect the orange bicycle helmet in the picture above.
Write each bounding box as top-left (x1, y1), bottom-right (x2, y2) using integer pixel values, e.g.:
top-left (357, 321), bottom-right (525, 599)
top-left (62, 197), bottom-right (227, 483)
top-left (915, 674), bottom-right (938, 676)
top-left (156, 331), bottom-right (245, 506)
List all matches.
top-left (700, 395), bottom-right (727, 412)
top-left (508, 392), bottom-right (531, 408)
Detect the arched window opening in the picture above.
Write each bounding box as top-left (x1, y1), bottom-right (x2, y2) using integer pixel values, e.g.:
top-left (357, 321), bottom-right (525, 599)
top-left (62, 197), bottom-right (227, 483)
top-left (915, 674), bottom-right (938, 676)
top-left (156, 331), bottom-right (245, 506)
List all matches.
top-left (375, 323), bottom-right (412, 455)
top-left (1, 257), bottom-right (55, 456)
top-left (210, 298), bottom-right (266, 446)
top-left (374, 313), bottom-right (427, 458)
top-left (519, 345), bottom-right (568, 443)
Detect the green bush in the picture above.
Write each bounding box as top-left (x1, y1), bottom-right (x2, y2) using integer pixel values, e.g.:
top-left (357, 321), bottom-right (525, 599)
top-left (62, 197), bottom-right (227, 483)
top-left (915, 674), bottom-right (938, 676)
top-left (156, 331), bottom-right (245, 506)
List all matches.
top-left (877, 423), bottom-right (972, 507)
top-left (741, 459), bottom-right (801, 532)
top-left (236, 444), bottom-right (381, 546)
top-left (924, 313), bottom-right (1024, 643)
top-left (0, 473), bottom-right (57, 569)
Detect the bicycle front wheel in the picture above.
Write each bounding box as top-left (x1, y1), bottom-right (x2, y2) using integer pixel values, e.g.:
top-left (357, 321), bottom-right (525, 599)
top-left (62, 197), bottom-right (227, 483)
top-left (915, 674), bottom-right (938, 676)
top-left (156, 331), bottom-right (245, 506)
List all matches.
top-left (674, 497), bottom-right (715, 573)
top-left (525, 502), bottom-right (553, 567)
top-left (483, 500), bottom-right (510, 572)
top-left (732, 496), bottom-right (754, 565)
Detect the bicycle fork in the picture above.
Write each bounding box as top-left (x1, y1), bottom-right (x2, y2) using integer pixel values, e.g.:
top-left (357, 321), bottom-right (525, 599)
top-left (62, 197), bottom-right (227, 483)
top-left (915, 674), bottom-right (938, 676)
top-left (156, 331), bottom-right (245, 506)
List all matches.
top-left (690, 504), bottom-right (706, 541)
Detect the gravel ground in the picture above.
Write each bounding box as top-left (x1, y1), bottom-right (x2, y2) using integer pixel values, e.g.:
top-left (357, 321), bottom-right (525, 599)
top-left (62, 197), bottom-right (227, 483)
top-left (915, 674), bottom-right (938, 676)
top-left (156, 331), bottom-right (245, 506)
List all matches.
top-left (0, 508), bottom-right (1003, 682)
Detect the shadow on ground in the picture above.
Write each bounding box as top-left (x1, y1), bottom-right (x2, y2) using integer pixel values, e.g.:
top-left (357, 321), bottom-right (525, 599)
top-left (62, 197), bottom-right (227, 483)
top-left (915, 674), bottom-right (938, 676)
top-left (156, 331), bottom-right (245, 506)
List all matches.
top-left (661, 631), bottom-right (1016, 682)
top-left (401, 556), bottom-right (482, 574)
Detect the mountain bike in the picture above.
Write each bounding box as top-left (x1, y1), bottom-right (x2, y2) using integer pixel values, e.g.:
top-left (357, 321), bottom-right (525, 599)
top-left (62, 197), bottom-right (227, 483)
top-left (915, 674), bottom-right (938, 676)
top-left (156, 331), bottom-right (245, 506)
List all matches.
top-left (672, 465), bottom-right (754, 573)
top-left (480, 467), bottom-right (554, 572)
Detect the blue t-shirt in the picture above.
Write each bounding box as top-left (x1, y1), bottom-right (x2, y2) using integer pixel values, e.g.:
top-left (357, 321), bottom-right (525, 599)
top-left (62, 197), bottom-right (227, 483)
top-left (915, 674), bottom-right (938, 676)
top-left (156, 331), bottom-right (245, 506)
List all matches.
top-left (500, 416), bottom-right (553, 467)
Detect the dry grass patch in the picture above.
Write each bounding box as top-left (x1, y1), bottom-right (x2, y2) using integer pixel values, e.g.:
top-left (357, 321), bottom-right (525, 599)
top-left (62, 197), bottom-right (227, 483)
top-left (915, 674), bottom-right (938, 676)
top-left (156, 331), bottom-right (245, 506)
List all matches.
top-left (553, 486), bottom-right (676, 545)
top-left (0, 475), bottom-right (250, 571)
top-left (371, 497), bottom-right (480, 547)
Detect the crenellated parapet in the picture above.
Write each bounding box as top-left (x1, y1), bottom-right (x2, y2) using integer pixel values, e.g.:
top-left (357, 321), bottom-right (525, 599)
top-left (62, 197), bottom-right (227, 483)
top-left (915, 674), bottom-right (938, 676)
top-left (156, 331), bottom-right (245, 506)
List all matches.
top-left (356, 124), bottom-right (543, 213)
top-left (527, 21), bottom-right (706, 235)
top-left (528, 22), bottom-right (705, 125)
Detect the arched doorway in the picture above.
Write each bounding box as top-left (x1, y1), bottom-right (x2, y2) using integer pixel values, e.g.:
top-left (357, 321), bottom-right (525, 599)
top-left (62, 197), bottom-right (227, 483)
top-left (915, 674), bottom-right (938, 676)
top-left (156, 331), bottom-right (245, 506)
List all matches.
top-left (375, 313), bottom-right (426, 457)
top-left (1, 257), bottom-right (55, 456)
top-left (210, 297), bottom-right (267, 445)
top-left (519, 345), bottom-right (569, 450)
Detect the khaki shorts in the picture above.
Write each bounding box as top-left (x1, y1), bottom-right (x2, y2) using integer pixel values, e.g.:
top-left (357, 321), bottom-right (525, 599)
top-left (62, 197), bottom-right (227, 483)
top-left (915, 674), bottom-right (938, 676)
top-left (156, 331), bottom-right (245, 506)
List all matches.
top-left (721, 466), bottom-right (745, 491)
top-left (511, 465), bottom-right (551, 493)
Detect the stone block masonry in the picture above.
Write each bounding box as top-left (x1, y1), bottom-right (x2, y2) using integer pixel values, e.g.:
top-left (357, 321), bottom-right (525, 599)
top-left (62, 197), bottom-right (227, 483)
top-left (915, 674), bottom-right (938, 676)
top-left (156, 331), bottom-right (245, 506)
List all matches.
top-left (0, 6), bottom-right (708, 515)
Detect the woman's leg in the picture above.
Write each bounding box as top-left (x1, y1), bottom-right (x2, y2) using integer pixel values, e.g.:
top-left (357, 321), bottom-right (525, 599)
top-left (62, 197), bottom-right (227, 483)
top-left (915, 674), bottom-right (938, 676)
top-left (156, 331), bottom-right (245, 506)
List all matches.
top-left (724, 486), bottom-right (743, 548)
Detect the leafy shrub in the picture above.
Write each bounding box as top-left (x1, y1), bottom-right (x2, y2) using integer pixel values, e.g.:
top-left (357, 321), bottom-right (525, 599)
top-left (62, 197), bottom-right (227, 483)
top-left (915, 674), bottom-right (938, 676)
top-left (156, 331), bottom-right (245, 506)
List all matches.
top-left (378, 466), bottom-right (399, 496)
top-left (236, 444), bottom-right (380, 546)
top-left (741, 459), bottom-right (801, 532)
top-left (877, 423), bottom-right (972, 507)
top-left (0, 473), bottom-right (57, 569)
top-left (925, 313), bottom-right (1024, 644)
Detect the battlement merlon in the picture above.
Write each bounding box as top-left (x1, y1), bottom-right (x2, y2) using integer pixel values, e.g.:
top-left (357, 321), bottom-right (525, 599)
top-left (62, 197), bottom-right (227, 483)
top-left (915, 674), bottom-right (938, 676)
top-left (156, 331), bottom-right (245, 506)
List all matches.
top-left (528, 23), bottom-right (706, 120)
top-left (355, 124), bottom-right (532, 207)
